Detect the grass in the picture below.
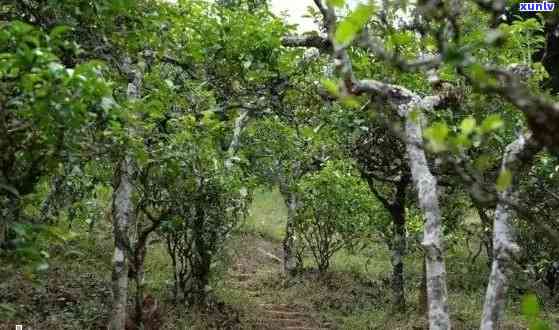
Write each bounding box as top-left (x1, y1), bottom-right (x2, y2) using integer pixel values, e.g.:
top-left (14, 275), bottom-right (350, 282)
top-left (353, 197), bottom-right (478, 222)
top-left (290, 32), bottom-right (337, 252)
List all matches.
top-left (240, 187), bottom-right (287, 242)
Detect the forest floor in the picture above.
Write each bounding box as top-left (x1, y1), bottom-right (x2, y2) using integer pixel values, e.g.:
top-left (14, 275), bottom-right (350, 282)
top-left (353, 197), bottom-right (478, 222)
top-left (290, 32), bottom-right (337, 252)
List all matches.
top-left (2, 188), bottom-right (559, 329)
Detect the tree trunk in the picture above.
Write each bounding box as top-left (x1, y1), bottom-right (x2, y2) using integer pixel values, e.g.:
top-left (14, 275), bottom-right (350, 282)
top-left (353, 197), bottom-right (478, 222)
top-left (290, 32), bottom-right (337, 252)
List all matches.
top-left (0, 196), bottom-right (19, 247)
top-left (40, 174), bottom-right (64, 223)
top-left (191, 206), bottom-right (211, 305)
top-left (473, 202), bottom-right (494, 268)
top-left (133, 248), bottom-right (146, 327)
top-left (166, 235), bottom-right (179, 302)
top-left (225, 108), bottom-right (250, 169)
top-left (480, 133), bottom-right (540, 330)
top-left (278, 178), bottom-right (302, 276)
top-left (363, 172), bottom-right (410, 312)
top-left (389, 174), bottom-right (409, 313)
top-left (130, 230), bottom-right (152, 327)
top-left (283, 190), bottom-right (298, 275)
top-left (0, 202), bottom-right (8, 244)
top-left (389, 200), bottom-right (407, 313)
top-left (109, 58), bottom-right (141, 330)
top-left (404, 108), bottom-right (450, 330)
top-left (109, 156), bottom-right (134, 330)
top-left (0, 221), bottom-right (5, 244)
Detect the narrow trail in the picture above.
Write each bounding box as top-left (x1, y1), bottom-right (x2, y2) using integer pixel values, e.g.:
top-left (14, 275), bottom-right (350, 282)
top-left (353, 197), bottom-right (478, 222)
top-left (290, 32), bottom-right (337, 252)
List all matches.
top-left (226, 234), bottom-right (332, 330)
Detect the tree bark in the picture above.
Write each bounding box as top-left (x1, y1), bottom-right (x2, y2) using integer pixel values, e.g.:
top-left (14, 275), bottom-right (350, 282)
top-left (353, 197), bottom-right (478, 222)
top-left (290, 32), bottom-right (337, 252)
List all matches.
top-left (391, 174), bottom-right (410, 313)
top-left (390, 203), bottom-right (407, 313)
top-left (130, 209), bottom-right (165, 325)
top-left (109, 59), bottom-right (141, 330)
top-left (404, 105), bottom-right (450, 330)
top-left (278, 179), bottom-right (301, 276)
top-left (283, 190), bottom-right (298, 275)
top-left (225, 107), bottom-right (250, 169)
top-left (0, 220), bottom-right (5, 244)
top-left (191, 207), bottom-right (211, 305)
top-left (473, 202), bottom-right (494, 268)
top-left (362, 172), bottom-right (410, 312)
top-left (109, 156), bottom-right (134, 330)
top-left (0, 197), bottom-right (17, 246)
top-left (480, 133), bottom-right (540, 330)
top-left (132, 247), bottom-right (146, 327)
top-left (39, 174), bottom-right (65, 223)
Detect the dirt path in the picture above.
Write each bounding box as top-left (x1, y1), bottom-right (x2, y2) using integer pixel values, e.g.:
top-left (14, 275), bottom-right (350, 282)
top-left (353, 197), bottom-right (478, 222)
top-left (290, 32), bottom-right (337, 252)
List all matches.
top-left (226, 234), bottom-right (332, 330)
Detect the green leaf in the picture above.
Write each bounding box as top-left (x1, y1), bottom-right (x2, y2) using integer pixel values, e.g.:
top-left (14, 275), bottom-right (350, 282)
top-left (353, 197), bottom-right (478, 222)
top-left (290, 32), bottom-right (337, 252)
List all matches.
top-left (23, 35), bottom-right (40, 47)
top-left (12, 223), bottom-right (28, 237)
top-left (481, 114), bottom-right (504, 133)
top-left (0, 303), bottom-right (16, 319)
top-left (449, 133), bottom-right (472, 152)
top-left (496, 169), bottom-right (512, 192)
top-left (335, 4), bottom-right (375, 45)
top-left (460, 117), bottom-right (476, 135)
top-left (425, 122), bottom-right (449, 141)
top-left (36, 262), bottom-right (49, 272)
top-left (49, 26), bottom-right (72, 40)
top-left (321, 79), bottom-right (340, 97)
top-left (443, 45), bottom-right (466, 65)
top-left (474, 154), bottom-right (494, 171)
top-left (341, 96), bottom-right (360, 109)
top-left (469, 63), bottom-right (487, 79)
top-left (390, 31), bottom-right (413, 47)
top-left (424, 121), bottom-right (449, 152)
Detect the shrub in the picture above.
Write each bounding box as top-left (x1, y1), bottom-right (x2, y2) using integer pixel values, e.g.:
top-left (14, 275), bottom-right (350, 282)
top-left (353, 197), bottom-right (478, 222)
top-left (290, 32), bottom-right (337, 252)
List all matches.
top-left (295, 160), bottom-right (377, 273)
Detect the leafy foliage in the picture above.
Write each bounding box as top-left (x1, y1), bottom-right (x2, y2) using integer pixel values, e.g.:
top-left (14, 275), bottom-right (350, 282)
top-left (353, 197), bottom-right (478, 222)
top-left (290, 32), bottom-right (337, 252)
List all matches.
top-left (295, 160), bottom-right (381, 272)
top-left (0, 20), bottom-right (112, 267)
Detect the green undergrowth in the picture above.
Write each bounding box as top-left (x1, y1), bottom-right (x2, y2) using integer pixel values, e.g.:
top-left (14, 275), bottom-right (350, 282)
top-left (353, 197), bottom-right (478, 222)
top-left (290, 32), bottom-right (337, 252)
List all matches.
top-left (240, 187), bottom-right (287, 242)
top-left (225, 189), bottom-right (559, 329)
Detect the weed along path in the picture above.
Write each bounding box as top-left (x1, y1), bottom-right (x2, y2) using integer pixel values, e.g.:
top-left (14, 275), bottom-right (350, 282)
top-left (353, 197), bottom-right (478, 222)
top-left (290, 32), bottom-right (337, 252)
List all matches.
top-left (222, 233), bottom-right (333, 330)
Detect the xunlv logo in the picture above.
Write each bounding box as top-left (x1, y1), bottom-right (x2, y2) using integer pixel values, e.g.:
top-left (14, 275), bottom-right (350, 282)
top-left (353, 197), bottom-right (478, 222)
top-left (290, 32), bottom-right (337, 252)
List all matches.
top-left (519, 1), bottom-right (555, 11)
